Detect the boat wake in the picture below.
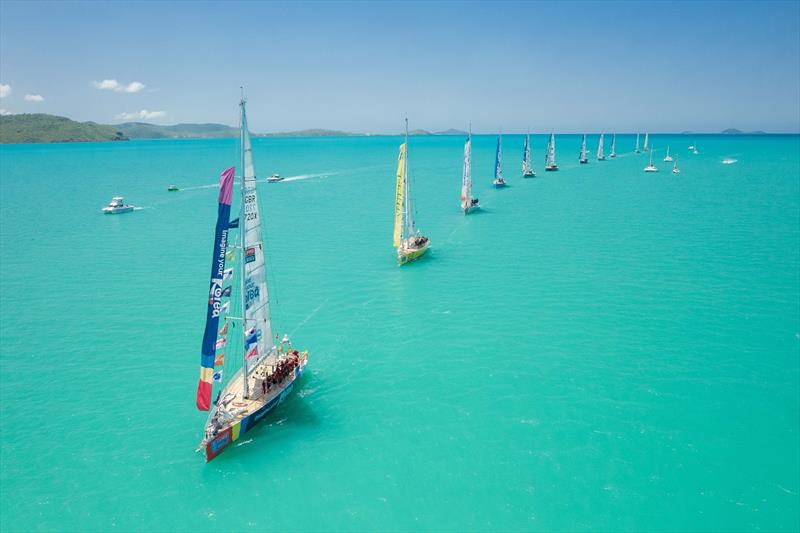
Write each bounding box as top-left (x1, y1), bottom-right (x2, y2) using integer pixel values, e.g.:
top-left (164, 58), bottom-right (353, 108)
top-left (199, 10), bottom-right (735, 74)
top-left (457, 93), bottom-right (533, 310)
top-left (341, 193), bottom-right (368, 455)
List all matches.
top-left (179, 183), bottom-right (220, 191)
top-left (281, 172), bottom-right (337, 182)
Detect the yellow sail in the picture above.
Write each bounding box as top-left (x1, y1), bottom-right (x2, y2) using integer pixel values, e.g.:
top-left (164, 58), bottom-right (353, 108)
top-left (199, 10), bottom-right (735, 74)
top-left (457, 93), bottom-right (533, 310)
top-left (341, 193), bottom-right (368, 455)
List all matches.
top-left (393, 143), bottom-right (406, 248)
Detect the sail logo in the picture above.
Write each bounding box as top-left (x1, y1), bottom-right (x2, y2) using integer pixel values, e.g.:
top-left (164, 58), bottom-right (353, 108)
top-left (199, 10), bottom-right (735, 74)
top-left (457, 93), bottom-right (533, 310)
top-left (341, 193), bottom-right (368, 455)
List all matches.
top-left (209, 278), bottom-right (224, 317)
top-left (245, 247), bottom-right (256, 264)
top-left (244, 278), bottom-right (260, 308)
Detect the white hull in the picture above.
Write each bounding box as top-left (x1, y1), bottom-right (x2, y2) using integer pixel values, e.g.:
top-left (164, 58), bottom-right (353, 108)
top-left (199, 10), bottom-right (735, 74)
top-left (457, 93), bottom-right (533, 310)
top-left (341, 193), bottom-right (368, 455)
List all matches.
top-left (644, 166), bottom-right (658, 172)
top-left (102, 206), bottom-right (134, 214)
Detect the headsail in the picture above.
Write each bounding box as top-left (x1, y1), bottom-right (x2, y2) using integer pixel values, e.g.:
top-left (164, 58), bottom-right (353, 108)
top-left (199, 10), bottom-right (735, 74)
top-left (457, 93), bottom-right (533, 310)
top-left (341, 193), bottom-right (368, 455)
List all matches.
top-left (239, 99), bottom-right (273, 392)
top-left (196, 166), bottom-right (236, 411)
top-left (393, 142), bottom-right (407, 247)
top-left (461, 132), bottom-right (472, 210)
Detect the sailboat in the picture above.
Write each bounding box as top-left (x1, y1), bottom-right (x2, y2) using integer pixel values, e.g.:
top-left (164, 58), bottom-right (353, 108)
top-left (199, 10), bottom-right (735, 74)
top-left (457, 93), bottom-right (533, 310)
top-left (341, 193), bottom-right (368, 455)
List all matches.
top-left (579, 134), bottom-right (589, 164)
top-left (522, 132), bottom-right (535, 177)
top-left (609, 134), bottom-right (616, 158)
top-left (493, 133), bottom-right (507, 187)
top-left (672, 159), bottom-right (680, 174)
top-left (597, 133), bottom-right (606, 161)
top-left (635, 133), bottom-right (641, 153)
top-left (394, 119), bottom-right (430, 265)
top-left (461, 126), bottom-right (480, 214)
top-left (196, 96), bottom-right (309, 462)
top-left (663, 145), bottom-right (673, 162)
top-left (692, 143), bottom-right (699, 155)
top-left (644, 145), bottom-right (658, 172)
top-left (545, 133), bottom-right (558, 171)
top-left (643, 132), bottom-right (650, 152)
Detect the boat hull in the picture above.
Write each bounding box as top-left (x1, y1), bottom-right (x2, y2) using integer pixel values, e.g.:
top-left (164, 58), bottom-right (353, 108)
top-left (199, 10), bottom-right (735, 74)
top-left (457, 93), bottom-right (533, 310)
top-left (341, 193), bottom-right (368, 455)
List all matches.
top-left (522, 171), bottom-right (535, 178)
top-left (205, 357), bottom-right (307, 461)
top-left (579, 160), bottom-right (588, 164)
top-left (102, 207), bottom-right (134, 214)
top-left (493, 180), bottom-right (507, 188)
top-left (398, 240), bottom-right (429, 265)
top-left (544, 165), bottom-right (559, 171)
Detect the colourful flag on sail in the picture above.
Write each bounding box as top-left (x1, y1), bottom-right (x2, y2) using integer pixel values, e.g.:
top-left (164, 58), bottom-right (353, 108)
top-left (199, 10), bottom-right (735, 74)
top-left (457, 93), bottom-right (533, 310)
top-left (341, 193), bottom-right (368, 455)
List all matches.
top-left (245, 345), bottom-right (258, 360)
top-left (213, 370), bottom-right (223, 382)
top-left (220, 286), bottom-right (232, 298)
top-left (220, 301), bottom-right (230, 314)
top-left (214, 353), bottom-right (225, 366)
top-left (218, 321), bottom-right (228, 336)
top-left (196, 166), bottom-right (235, 412)
top-left (225, 248), bottom-right (236, 262)
top-left (223, 268), bottom-right (234, 281)
top-left (245, 329), bottom-right (258, 346)
top-left (215, 337), bottom-right (226, 350)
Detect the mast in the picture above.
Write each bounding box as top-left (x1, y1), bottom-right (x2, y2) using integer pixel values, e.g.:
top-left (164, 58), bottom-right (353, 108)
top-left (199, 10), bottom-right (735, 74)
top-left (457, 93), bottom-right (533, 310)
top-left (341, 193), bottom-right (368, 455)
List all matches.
top-left (404, 118), bottom-right (413, 238)
top-left (238, 96), bottom-right (249, 400)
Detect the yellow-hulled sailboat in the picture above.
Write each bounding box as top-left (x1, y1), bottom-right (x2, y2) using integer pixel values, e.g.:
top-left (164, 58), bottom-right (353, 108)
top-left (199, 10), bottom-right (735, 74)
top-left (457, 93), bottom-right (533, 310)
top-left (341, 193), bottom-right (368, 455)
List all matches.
top-left (394, 119), bottom-right (429, 265)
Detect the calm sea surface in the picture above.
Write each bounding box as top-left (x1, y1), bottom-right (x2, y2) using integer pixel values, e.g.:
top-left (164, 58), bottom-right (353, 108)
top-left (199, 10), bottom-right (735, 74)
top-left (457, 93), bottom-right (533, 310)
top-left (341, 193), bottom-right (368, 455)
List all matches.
top-left (1, 134), bottom-right (798, 532)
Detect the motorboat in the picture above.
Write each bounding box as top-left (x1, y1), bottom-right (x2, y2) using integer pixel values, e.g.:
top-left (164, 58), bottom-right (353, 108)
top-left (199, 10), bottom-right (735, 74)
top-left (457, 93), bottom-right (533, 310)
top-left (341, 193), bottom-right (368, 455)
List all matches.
top-left (267, 173), bottom-right (283, 183)
top-left (101, 196), bottom-right (135, 214)
top-left (167, 185), bottom-right (179, 191)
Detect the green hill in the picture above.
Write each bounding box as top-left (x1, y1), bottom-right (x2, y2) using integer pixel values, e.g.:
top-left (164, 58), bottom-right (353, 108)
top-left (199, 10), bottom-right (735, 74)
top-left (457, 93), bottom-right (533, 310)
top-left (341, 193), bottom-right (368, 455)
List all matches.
top-left (0, 113), bottom-right (127, 144)
top-left (115, 122), bottom-right (238, 139)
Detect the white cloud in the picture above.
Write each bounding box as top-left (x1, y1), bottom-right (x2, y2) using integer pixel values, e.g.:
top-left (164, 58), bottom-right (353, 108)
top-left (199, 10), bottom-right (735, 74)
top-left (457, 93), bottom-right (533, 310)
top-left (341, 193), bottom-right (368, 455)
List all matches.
top-left (0, 84), bottom-right (10, 98)
top-left (93, 79), bottom-right (119, 90)
top-left (24, 94), bottom-right (44, 102)
top-left (0, 108), bottom-right (12, 115)
top-left (123, 81), bottom-right (145, 93)
top-left (93, 79), bottom-right (146, 93)
top-left (116, 109), bottom-right (166, 121)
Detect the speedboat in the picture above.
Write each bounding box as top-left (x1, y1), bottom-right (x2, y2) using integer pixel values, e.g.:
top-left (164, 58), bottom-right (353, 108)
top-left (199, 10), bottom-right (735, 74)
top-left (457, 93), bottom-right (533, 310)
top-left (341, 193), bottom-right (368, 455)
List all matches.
top-left (101, 196), bottom-right (135, 214)
top-left (493, 177), bottom-right (507, 188)
top-left (167, 185), bottom-right (179, 191)
top-left (267, 173), bottom-right (283, 183)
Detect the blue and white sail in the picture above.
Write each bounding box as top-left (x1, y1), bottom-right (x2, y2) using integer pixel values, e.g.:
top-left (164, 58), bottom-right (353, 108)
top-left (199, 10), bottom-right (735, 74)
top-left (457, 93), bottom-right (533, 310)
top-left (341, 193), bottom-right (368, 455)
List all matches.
top-left (239, 99), bottom-right (273, 391)
top-left (522, 133), bottom-right (534, 176)
top-left (494, 135), bottom-right (503, 182)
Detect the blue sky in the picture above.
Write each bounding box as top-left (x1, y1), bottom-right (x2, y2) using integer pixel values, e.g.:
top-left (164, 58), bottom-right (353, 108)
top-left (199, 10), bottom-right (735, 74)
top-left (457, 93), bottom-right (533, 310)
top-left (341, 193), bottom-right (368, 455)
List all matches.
top-left (1, 0), bottom-right (798, 133)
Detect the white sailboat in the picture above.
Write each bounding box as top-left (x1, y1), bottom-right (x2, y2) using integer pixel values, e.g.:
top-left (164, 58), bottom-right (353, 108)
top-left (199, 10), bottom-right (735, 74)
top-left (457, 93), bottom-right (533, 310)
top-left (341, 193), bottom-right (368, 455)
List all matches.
top-left (692, 142), bottom-right (699, 155)
top-left (609, 134), bottom-right (616, 158)
top-left (663, 145), bottom-right (673, 162)
top-left (643, 132), bottom-right (650, 152)
top-left (579, 134), bottom-right (589, 164)
top-left (635, 133), bottom-right (641, 153)
top-left (644, 145), bottom-right (658, 172)
top-left (545, 133), bottom-right (558, 171)
top-left (597, 133), bottom-right (606, 161)
top-left (394, 119), bottom-right (430, 264)
top-left (672, 159), bottom-right (680, 174)
top-left (461, 126), bottom-right (479, 214)
top-left (522, 132), bottom-right (535, 177)
top-left (493, 133), bottom-right (506, 187)
top-left (196, 96), bottom-right (309, 462)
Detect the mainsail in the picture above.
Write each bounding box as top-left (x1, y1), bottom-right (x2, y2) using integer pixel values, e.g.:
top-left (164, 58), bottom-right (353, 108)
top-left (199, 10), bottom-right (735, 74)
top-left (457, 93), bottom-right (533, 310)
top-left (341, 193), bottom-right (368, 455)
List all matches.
top-left (597, 133), bottom-right (605, 159)
top-left (239, 99), bottom-right (273, 396)
top-left (635, 133), bottom-right (641, 152)
top-left (579, 134), bottom-right (587, 162)
top-left (393, 142), bottom-right (407, 247)
top-left (196, 166), bottom-right (236, 411)
top-left (461, 132), bottom-right (472, 210)
top-left (546, 133), bottom-right (557, 167)
top-left (494, 134), bottom-right (503, 181)
top-left (522, 133), bottom-right (532, 174)
top-left (610, 134), bottom-right (616, 157)
top-left (643, 132), bottom-right (649, 152)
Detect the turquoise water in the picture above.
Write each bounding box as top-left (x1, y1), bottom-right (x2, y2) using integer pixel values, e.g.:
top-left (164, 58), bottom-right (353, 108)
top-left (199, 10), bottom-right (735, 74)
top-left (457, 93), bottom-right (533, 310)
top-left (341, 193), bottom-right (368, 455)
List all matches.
top-left (1, 134), bottom-right (798, 532)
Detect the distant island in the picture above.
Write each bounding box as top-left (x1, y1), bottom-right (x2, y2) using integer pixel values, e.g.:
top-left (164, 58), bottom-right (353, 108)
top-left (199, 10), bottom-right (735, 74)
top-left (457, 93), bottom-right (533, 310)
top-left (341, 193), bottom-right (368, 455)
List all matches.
top-left (720, 128), bottom-right (767, 135)
top-left (435, 129), bottom-right (468, 135)
top-left (0, 113), bottom-right (128, 143)
top-left (115, 122), bottom-right (239, 139)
